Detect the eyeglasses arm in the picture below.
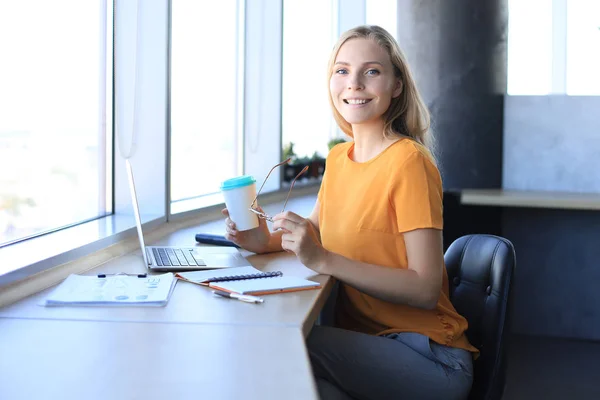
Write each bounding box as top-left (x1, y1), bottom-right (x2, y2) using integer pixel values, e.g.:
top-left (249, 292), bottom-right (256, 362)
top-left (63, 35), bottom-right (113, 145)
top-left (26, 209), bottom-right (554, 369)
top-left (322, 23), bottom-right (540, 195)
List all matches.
top-left (250, 158), bottom-right (292, 209)
top-left (280, 165), bottom-right (309, 213)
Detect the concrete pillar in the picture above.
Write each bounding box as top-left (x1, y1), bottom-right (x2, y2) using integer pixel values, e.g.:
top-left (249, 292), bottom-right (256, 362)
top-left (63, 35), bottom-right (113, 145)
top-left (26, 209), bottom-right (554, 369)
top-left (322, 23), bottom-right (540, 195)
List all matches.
top-left (396, 0), bottom-right (508, 189)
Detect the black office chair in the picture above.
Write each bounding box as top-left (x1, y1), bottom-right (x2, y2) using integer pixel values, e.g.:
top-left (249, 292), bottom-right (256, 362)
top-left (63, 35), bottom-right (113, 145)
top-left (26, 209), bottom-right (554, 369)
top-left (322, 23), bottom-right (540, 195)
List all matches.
top-left (444, 234), bottom-right (516, 400)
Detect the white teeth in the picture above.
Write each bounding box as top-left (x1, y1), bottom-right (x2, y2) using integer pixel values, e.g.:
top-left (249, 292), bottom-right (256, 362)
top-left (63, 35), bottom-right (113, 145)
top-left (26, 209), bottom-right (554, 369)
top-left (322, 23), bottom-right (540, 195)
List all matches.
top-left (346, 99), bottom-right (368, 105)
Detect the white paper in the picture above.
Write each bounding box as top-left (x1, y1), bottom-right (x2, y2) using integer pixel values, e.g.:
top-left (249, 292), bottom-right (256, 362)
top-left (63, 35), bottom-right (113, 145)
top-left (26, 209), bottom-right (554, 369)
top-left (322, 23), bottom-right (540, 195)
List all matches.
top-left (43, 273), bottom-right (176, 307)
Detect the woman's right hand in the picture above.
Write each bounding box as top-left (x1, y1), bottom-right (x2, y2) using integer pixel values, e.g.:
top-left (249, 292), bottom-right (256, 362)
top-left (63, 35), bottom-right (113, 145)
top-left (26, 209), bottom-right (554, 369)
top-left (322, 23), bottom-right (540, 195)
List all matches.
top-left (222, 207), bottom-right (272, 254)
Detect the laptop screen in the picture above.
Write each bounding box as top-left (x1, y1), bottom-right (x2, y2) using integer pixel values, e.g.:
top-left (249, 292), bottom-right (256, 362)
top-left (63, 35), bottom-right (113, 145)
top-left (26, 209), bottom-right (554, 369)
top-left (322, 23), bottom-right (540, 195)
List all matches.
top-left (125, 159), bottom-right (149, 266)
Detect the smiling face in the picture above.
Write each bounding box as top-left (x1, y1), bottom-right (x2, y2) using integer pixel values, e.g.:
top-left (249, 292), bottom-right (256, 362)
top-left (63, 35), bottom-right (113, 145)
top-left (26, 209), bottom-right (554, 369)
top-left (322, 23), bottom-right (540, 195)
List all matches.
top-left (329, 38), bottom-right (402, 128)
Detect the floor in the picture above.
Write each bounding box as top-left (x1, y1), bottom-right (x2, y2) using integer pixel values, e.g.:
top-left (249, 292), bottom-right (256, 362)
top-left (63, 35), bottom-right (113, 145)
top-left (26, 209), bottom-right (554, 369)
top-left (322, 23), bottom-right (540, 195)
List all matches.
top-left (503, 334), bottom-right (600, 399)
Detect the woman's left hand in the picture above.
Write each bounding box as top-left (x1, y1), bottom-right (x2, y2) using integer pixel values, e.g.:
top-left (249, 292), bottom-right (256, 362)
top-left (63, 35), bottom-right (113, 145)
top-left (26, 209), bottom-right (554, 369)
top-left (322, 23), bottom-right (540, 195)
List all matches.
top-left (272, 211), bottom-right (328, 273)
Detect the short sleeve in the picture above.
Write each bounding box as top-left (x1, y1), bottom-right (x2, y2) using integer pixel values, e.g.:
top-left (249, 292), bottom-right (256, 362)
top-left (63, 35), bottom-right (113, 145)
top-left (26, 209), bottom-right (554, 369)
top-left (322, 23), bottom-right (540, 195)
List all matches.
top-left (318, 143), bottom-right (342, 205)
top-left (317, 168), bottom-right (326, 204)
top-left (390, 151), bottom-right (443, 233)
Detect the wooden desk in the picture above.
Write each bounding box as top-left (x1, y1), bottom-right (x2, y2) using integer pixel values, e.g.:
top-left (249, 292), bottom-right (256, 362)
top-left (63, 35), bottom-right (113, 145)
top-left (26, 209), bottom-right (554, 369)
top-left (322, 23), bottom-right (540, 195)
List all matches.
top-left (0, 319), bottom-right (317, 400)
top-left (457, 189), bottom-right (600, 340)
top-left (0, 207), bottom-right (330, 399)
top-left (461, 189), bottom-right (600, 210)
top-left (0, 227), bottom-right (333, 337)
top-left (0, 250), bottom-right (331, 335)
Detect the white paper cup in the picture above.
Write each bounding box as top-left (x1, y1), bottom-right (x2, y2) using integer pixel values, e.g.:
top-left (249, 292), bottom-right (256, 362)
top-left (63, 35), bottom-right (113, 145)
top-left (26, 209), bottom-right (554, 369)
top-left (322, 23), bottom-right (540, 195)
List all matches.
top-left (220, 175), bottom-right (260, 231)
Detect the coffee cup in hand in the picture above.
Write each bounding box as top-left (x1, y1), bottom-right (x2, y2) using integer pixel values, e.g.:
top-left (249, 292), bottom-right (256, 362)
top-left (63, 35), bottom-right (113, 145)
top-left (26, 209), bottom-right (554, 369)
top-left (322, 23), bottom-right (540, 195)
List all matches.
top-left (220, 175), bottom-right (260, 231)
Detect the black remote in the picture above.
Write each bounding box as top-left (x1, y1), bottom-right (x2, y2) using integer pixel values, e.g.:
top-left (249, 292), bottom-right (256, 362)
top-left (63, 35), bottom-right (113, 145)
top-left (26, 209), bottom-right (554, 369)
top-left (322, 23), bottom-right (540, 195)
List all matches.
top-left (195, 233), bottom-right (240, 248)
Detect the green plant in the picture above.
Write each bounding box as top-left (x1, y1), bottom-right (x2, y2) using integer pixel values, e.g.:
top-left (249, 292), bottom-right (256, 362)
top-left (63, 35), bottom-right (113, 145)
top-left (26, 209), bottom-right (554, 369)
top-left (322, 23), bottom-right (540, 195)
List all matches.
top-left (327, 138), bottom-right (346, 150)
top-left (311, 151), bottom-right (324, 161)
top-left (282, 142), bottom-right (296, 160)
top-left (296, 155), bottom-right (311, 165)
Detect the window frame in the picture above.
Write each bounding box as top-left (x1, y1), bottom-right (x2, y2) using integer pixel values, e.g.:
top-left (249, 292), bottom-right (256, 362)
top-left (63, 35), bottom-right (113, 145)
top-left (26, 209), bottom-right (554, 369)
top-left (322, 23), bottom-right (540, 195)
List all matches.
top-left (0, 0), bottom-right (120, 286)
top-left (0, 0), bottom-right (115, 250)
top-left (0, 0), bottom-right (364, 287)
top-left (0, 0), bottom-right (171, 287)
top-left (166, 0), bottom-right (246, 218)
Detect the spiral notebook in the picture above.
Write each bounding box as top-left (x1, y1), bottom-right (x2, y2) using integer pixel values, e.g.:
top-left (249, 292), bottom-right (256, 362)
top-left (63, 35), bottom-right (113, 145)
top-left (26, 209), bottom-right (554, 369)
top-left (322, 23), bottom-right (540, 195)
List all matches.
top-left (176, 266), bottom-right (320, 296)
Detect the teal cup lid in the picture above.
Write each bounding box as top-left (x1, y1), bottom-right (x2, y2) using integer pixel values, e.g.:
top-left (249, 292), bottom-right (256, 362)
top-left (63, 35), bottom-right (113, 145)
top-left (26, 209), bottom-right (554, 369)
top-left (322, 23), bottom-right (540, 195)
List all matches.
top-left (220, 175), bottom-right (256, 191)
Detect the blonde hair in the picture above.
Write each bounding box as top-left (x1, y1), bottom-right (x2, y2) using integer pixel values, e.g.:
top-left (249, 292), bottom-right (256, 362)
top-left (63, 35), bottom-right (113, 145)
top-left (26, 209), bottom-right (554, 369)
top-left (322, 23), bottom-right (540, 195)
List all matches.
top-left (327, 25), bottom-right (436, 161)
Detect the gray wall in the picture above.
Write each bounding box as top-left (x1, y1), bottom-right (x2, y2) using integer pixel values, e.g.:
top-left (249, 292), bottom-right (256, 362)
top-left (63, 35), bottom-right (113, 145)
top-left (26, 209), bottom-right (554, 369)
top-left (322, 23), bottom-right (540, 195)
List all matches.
top-left (395, 1), bottom-right (600, 342)
top-left (396, 0), bottom-right (507, 190)
top-left (503, 96), bottom-right (600, 193)
top-left (504, 208), bottom-right (600, 340)
top-left (502, 98), bottom-right (600, 340)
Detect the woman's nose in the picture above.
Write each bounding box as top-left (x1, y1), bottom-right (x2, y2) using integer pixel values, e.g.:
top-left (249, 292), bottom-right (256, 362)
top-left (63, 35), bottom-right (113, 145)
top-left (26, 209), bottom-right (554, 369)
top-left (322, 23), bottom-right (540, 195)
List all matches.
top-left (347, 74), bottom-right (364, 90)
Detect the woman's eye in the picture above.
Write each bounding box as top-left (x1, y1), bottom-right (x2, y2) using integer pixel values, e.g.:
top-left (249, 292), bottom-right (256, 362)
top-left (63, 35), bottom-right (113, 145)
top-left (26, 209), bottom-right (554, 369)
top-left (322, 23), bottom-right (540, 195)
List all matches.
top-left (366, 69), bottom-right (380, 76)
top-left (335, 68), bottom-right (348, 75)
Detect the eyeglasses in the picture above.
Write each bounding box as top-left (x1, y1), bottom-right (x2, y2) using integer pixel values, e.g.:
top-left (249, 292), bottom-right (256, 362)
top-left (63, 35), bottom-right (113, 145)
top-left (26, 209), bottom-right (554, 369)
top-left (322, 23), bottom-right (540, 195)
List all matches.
top-left (249, 158), bottom-right (309, 222)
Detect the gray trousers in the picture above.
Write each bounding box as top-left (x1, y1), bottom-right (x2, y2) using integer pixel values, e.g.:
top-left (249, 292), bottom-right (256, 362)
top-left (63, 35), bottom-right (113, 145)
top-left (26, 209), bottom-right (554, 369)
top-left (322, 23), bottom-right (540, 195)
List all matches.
top-left (307, 326), bottom-right (473, 400)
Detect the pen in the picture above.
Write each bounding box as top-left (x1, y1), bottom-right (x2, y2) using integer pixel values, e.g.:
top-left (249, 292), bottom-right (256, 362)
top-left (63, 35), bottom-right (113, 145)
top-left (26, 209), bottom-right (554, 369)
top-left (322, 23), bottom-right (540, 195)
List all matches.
top-left (97, 273), bottom-right (147, 278)
top-left (212, 290), bottom-right (264, 304)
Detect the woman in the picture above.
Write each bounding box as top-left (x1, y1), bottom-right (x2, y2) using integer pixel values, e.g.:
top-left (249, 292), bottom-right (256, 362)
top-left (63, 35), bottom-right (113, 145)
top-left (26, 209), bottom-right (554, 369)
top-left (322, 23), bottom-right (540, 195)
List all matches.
top-left (224, 25), bottom-right (477, 400)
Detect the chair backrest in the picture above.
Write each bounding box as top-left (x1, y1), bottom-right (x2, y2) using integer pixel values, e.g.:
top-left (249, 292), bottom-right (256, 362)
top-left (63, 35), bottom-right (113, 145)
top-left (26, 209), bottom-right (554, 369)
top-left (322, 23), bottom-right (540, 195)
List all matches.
top-left (444, 234), bottom-right (516, 400)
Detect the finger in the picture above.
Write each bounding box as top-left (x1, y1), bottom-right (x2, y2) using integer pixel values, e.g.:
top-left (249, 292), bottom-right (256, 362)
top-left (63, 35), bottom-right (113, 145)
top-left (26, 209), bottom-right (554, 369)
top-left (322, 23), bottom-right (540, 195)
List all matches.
top-left (223, 210), bottom-right (238, 230)
top-left (254, 206), bottom-right (270, 227)
top-left (273, 226), bottom-right (291, 234)
top-left (281, 239), bottom-right (296, 254)
top-left (256, 213), bottom-right (268, 228)
top-left (224, 233), bottom-right (237, 242)
top-left (273, 219), bottom-right (295, 232)
top-left (273, 219), bottom-right (291, 232)
top-left (281, 232), bottom-right (296, 243)
top-left (225, 218), bottom-right (237, 230)
top-left (273, 211), bottom-right (304, 224)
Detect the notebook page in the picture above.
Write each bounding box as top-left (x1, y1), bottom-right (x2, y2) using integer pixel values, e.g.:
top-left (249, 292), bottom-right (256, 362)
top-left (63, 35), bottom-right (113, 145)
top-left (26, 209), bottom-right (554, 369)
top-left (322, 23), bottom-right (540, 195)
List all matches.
top-left (209, 276), bottom-right (320, 295)
top-left (176, 266), bottom-right (264, 284)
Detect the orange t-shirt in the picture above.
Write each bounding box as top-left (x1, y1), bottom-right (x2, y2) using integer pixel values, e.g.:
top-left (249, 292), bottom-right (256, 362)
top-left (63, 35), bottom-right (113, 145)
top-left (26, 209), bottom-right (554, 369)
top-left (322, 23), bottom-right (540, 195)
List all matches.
top-left (318, 139), bottom-right (478, 354)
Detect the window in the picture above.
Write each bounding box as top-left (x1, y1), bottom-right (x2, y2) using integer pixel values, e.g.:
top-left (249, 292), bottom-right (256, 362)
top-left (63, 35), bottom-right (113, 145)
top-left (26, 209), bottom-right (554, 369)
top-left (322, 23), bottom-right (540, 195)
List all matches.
top-left (366, 0), bottom-right (397, 39)
top-left (566, 0), bottom-right (600, 95)
top-left (0, 0), bottom-right (113, 247)
top-left (507, 0), bottom-right (553, 95)
top-left (281, 0), bottom-right (337, 163)
top-left (170, 0), bottom-right (242, 212)
top-left (507, 0), bottom-right (600, 95)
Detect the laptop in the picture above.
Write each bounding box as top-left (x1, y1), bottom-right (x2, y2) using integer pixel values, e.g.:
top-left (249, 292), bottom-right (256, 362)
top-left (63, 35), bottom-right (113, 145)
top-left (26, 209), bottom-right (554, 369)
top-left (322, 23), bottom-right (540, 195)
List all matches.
top-left (125, 159), bottom-right (251, 272)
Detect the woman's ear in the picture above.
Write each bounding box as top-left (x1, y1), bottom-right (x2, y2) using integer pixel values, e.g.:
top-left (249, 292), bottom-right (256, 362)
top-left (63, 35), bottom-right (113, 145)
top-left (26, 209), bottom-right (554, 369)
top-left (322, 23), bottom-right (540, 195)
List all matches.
top-left (392, 79), bottom-right (403, 98)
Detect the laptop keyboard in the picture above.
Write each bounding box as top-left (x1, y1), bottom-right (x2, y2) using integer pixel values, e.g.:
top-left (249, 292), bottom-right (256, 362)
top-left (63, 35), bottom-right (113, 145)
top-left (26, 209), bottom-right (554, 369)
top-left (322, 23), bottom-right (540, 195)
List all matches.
top-left (152, 248), bottom-right (204, 267)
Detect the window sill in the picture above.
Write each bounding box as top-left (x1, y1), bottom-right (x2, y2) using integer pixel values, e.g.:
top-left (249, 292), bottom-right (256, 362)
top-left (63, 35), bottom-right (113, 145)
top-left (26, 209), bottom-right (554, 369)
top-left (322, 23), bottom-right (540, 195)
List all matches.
top-left (0, 214), bottom-right (163, 287)
top-left (0, 180), bottom-right (321, 289)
